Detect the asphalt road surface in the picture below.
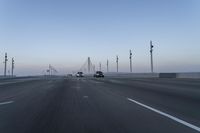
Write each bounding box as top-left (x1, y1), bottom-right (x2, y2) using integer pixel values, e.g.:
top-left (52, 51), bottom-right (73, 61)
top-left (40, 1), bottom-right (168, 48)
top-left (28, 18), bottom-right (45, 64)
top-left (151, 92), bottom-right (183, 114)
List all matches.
top-left (0, 76), bottom-right (200, 133)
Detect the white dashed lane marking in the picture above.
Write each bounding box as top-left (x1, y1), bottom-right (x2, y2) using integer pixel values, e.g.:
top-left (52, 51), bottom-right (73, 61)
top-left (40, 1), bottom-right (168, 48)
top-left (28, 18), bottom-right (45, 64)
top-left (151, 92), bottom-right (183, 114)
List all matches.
top-left (0, 101), bottom-right (14, 106)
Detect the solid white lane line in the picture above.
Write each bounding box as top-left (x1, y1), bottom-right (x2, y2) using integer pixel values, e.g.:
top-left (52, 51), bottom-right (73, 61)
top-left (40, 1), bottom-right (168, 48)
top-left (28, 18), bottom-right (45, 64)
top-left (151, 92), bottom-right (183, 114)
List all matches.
top-left (0, 101), bottom-right (14, 106)
top-left (127, 98), bottom-right (200, 132)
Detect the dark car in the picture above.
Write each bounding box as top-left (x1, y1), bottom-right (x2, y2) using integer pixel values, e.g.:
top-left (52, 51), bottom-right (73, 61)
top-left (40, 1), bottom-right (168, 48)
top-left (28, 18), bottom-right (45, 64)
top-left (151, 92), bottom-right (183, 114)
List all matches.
top-left (94, 71), bottom-right (104, 78)
top-left (76, 72), bottom-right (84, 77)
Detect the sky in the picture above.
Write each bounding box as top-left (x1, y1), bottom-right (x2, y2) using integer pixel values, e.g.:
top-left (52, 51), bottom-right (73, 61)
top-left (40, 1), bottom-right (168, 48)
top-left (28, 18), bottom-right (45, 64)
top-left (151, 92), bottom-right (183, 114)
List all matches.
top-left (0, 0), bottom-right (200, 76)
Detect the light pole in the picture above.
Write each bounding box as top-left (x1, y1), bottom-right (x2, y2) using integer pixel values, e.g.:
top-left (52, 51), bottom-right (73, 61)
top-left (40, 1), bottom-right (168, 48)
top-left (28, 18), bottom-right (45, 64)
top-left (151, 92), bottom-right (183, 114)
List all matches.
top-left (150, 40), bottom-right (154, 73)
top-left (116, 55), bottom-right (119, 72)
top-left (11, 58), bottom-right (14, 77)
top-left (129, 50), bottom-right (132, 73)
top-left (88, 57), bottom-right (91, 73)
top-left (4, 53), bottom-right (8, 77)
top-left (107, 59), bottom-right (109, 72)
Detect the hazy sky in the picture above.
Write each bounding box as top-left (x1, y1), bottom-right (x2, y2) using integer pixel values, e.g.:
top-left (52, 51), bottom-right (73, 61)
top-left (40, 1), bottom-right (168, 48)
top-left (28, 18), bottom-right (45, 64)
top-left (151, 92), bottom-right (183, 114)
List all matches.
top-left (0, 0), bottom-right (200, 75)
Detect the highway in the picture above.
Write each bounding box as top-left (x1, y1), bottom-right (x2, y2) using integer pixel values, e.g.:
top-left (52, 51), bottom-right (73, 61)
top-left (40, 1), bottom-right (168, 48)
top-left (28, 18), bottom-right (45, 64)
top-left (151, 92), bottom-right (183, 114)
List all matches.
top-left (0, 76), bottom-right (200, 133)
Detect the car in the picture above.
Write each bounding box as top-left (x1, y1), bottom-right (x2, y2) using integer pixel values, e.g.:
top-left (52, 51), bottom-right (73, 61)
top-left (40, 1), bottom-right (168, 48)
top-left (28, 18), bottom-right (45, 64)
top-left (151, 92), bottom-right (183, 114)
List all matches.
top-left (94, 71), bottom-right (104, 78)
top-left (76, 72), bottom-right (84, 77)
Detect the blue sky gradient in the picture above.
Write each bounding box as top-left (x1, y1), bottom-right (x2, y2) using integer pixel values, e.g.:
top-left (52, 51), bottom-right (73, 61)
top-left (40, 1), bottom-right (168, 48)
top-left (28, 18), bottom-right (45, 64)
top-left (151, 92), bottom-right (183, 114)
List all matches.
top-left (0, 0), bottom-right (200, 75)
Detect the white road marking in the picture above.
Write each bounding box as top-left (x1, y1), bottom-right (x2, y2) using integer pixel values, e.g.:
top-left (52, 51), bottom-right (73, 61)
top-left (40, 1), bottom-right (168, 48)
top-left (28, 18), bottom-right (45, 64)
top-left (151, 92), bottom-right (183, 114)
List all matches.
top-left (0, 79), bottom-right (35, 85)
top-left (0, 81), bottom-right (21, 85)
top-left (89, 80), bottom-right (104, 84)
top-left (127, 98), bottom-right (200, 132)
top-left (83, 96), bottom-right (88, 98)
top-left (109, 80), bottom-right (124, 84)
top-left (0, 101), bottom-right (14, 106)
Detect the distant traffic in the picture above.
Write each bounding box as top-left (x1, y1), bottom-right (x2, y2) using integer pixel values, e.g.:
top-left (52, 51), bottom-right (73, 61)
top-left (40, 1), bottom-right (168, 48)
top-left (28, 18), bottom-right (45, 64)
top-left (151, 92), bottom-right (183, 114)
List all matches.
top-left (68, 71), bottom-right (105, 78)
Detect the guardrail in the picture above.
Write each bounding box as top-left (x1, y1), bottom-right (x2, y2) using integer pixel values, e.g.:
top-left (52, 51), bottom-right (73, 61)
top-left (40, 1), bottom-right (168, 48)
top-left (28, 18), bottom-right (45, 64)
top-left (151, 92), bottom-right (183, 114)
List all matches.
top-left (103, 72), bottom-right (200, 79)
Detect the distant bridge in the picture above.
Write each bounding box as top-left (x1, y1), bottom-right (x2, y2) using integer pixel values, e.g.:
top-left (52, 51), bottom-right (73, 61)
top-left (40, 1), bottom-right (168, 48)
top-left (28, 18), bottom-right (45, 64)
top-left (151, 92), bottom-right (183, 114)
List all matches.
top-left (78, 57), bottom-right (95, 74)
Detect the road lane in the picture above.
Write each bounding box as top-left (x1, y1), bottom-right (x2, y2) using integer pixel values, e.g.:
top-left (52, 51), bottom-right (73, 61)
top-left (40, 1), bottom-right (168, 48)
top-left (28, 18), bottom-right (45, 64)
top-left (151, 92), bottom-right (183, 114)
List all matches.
top-left (91, 77), bottom-right (200, 127)
top-left (127, 98), bottom-right (200, 132)
top-left (0, 77), bottom-right (199, 133)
